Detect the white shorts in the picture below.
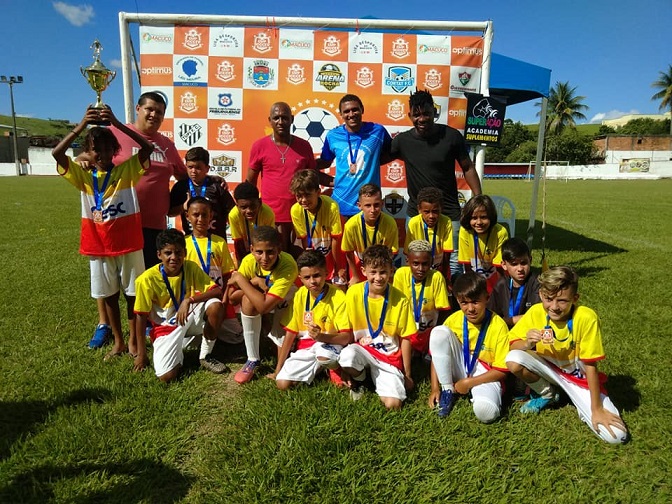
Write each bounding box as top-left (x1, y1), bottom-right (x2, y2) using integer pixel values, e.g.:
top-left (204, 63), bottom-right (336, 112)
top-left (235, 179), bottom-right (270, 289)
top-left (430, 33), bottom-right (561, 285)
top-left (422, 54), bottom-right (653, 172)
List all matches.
top-left (266, 284), bottom-right (298, 347)
top-left (276, 342), bottom-right (342, 384)
top-left (152, 298), bottom-right (219, 378)
top-left (90, 250), bottom-right (144, 298)
top-left (506, 349), bottom-right (628, 444)
top-left (339, 344), bottom-right (406, 401)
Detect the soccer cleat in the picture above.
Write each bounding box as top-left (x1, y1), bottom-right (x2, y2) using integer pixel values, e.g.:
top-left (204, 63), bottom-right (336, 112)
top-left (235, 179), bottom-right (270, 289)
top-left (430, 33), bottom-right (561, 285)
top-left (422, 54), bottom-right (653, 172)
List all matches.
top-left (520, 392), bottom-right (559, 414)
top-left (328, 368), bottom-right (346, 388)
top-left (234, 360), bottom-right (260, 384)
top-left (88, 324), bottom-right (111, 349)
top-left (437, 389), bottom-right (454, 418)
top-left (200, 355), bottom-right (230, 374)
top-left (349, 380), bottom-right (366, 401)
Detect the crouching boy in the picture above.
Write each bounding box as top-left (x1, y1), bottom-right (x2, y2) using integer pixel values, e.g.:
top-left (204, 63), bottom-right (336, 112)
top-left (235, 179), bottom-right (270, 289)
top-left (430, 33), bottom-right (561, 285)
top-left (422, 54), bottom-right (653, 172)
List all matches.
top-left (506, 266), bottom-right (628, 443)
top-left (134, 229), bottom-right (225, 382)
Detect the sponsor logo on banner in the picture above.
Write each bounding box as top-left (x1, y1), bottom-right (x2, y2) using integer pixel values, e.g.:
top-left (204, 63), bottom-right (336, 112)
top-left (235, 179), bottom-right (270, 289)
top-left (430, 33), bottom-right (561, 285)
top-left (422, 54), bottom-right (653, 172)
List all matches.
top-left (217, 124), bottom-right (236, 146)
top-left (179, 92), bottom-right (198, 114)
top-left (316, 64), bottom-right (345, 91)
top-left (459, 71), bottom-right (472, 86)
top-left (424, 69), bottom-right (442, 90)
top-left (355, 67), bottom-right (374, 88)
top-left (386, 100), bottom-right (405, 121)
top-left (449, 109), bottom-right (466, 117)
top-left (142, 32), bottom-right (173, 43)
top-left (352, 40), bottom-right (379, 56)
top-left (450, 67), bottom-right (480, 95)
top-left (253, 32), bottom-right (272, 53)
top-left (464, 94), bottom-right (506, 145)
top-left (281, 39), bottom-right (311, 49)
top-left (208, 90), bottom-right (242, 118)
top-left (384, 190), bottom-right (405, 214)
top-left (141, 67), bottom-right (172, 75)
top-left (176, 56), bottom-right (205, 84)
top-left (434, 103), bottom-right (442, 119)
top-left (215, 61), bottom-right (235, 83)
top-left (217, 94), bottom-right (233, 107)
top-left (385, 162), bottom-right (405, 184)
top-left (322, 36), bottom-right (342, 56)
top-left (286, 64), bottom-right (306, 85)
top-left (418, 44), bottom-right (450, 55)
top-left (212, 154), bottom-right (239, 178)
top-left (248, 60), bottom-right (274, 88)
top-left (179, 123), bottom-right (203, 146)
top-left (453, 46), bottom-right (483, 56)
top-left (391, 38), bottom-right (410, 59)
top-left (183, 29), bottom-right (203, 51)
top-left (385, 66), bottom-right (414, 93)
top-left (212, 33), bottom-right (239, 49)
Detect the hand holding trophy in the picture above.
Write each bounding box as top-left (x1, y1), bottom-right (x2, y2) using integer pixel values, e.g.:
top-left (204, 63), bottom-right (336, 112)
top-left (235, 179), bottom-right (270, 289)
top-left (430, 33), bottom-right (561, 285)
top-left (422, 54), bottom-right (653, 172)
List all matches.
top-left (80, 39), bottom-right (116, 125)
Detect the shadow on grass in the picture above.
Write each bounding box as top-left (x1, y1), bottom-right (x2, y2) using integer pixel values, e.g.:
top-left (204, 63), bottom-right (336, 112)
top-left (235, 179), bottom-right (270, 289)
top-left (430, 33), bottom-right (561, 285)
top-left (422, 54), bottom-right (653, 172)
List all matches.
top-left (607, 374), bottom-right (641, 413)
top-left (521, 221), bottom-right (628, 253)
top-left (0, 459), bottom-right (193, 504)
top-left (0, 388), bottom-right (111, 461)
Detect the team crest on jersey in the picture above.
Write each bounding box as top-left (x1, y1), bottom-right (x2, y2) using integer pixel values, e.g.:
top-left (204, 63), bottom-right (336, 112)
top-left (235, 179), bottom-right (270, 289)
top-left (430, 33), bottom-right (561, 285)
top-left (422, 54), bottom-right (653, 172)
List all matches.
top-left (391, 37), bottom-right (410, 59)
top-left (316, 64), bottom-right (345, 91)
top-left (216, 61), bottom-right (235, 82)
top-left (248, 60), bottom-right (274, 88)
top-left (384, 190), bottom-right (405, 214)
top-left (385, 66), bottom-right (414, 93)
top-left (459, 71), bottom-right (472, 85)
top-left (217, 124), bottom-right (236, 146)
top-left (183, 29), bottom-right (203, 50)
top-left (179, 92), bottom-right (198, 114)
top-left (424, 69), bottom-right (442, 90)
top-left (355, 67), bottom-right (374, 88)
top-left (253, 32), bottom-right (272, 53)
top-left (286, 63), bottom-right (306, 85)
top-left (322, 36), bottom-right (342, 56)
top-left (178, 123), bottom-right (202, 146)
top-left (386, 100), bottom-right (405, 121)
top-left (218, 93), bottom-right (233, 107)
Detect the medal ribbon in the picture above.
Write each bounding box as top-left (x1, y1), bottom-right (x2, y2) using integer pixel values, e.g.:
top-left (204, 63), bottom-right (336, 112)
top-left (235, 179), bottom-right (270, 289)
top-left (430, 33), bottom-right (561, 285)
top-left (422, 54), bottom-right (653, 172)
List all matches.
top-left (160, 264), bottom-right (186, 314)
top-left (508, 278), bottom-right (526, 318)
top-left (191, 234), bottom-right (211, 275)
top-left (472, 227), bottom-right (493, 272)
top-left (544, 311), bottom-right (574, 343)
top-left (304, 209), bottom-right (319, 249)
top-left (246, 215), bottom-right (259, 249)
top-left (188, 179), bottom-right (207, 198)
top-left (411, 276), bottom-right (426, 324)
top-left (305, 285), bottom-right (328, 312)
top-left (346, 128), bottom-right (362, 167)
top-left (423, 221), bottom-right (437, 263)
top-left (364, 283), bottom-right (389, 340)
top-left (462, 309), bottom-right (492, 377)
top-left (361, 214), bottom-right (380, 248)
top-left (92, 167), bottom-right (113, 212)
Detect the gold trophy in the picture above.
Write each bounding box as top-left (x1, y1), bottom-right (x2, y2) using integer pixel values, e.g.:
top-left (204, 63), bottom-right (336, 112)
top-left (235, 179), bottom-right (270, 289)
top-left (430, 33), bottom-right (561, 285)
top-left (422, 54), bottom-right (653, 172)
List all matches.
top-left (80, 39), bottom-right (116, 125)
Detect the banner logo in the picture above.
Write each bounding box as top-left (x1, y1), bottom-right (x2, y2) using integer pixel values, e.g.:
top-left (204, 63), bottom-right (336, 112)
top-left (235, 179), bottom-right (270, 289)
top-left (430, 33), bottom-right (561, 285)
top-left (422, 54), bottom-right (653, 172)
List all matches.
top-left (286, 63), bottom-right (306, 85)
top-left (385, 66), bottom-right (414, 93)
top-left (212, 33), bottom-right (240, 50)
top-left (391, 38), bottom-right (410, 59)
top-left (386, 100), bottom-right (405, 121)
top-left (253, 32), bottom-right (272, 53)
top-left (212, 154), bottom-right (238, 178)
top-left (459, 71), bottom-right (472, 85)
top-left (292, 107), bottom-right (340, 152)
top-left (316, 63), bottom-right (345, 91)
top-left (355, 67), bottom-right (374, 88)
top-left (322, 36), bottom-right (342, 56)
top-left (217, 124), bottom-right (236, 146)
top-left (217, 93), bottom-right (233, 107)
top-left (384, 190), bottom-right (405, 213)
top-left (248, 60), bottom-right (274, 88)
top-left (215, 61), bottom-right (235, 83)
top-left (424, 69), bottom-right (442, 90)
top-left (179, 92), bottom-right (198, 114)
top-left (178, 123), bottom-right (203, 146)
top-left (183, 29), bottom-right (203, 50)
top-left (176, 56), bottom-right (205, 84)
top-left (352, 40), bottom-right (379, 56)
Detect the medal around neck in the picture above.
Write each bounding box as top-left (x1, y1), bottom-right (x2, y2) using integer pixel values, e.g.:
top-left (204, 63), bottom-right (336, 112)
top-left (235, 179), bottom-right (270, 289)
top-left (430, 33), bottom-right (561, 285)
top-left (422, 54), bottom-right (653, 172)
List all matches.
top-left (80, 39), bottom-right (116, 125)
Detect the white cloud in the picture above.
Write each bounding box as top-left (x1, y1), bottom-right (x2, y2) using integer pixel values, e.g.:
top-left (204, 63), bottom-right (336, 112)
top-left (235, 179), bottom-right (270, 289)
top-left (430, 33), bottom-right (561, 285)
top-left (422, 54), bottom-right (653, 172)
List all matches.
top-left (589, 109), bottom-right (640, 123)
top-left (53, 2), bottom-right (94, 27)
top-left (110, 59), bottom-right (122, 68)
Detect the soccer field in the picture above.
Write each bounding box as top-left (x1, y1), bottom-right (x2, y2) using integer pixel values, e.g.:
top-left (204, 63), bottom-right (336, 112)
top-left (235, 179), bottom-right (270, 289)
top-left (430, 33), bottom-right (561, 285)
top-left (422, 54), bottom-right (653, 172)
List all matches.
top-left (1, 177), bottom-right (670, 503)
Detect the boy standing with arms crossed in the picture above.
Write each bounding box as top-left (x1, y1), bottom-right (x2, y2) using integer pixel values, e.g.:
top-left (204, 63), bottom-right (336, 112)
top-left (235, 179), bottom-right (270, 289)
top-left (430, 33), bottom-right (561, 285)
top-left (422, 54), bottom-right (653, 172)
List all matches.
top-left (506, 266), bottom-right (628, 443)
top-left (339, 245), bottom-right (416, 410)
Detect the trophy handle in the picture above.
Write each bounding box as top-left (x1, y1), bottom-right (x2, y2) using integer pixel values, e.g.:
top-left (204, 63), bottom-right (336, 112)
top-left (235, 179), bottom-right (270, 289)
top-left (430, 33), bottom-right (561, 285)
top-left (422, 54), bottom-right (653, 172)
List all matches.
top-left (106, 71), bottom-right (117, 85)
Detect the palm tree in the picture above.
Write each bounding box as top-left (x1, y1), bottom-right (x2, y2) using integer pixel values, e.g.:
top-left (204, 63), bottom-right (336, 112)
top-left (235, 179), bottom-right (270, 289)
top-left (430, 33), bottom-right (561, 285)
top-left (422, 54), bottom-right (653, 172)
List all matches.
top-left (651, 65), bottom-right (672, 135)
top-left (537, 81), bottom-right (588, 136)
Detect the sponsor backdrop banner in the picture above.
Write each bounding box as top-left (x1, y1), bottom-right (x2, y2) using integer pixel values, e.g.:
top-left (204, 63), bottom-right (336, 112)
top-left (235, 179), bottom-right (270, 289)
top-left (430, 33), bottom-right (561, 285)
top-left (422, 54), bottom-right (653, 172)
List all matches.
top-left (464, 93), bottom-right (506, 146)
top-left (140, 25), bottom-right (483, 223)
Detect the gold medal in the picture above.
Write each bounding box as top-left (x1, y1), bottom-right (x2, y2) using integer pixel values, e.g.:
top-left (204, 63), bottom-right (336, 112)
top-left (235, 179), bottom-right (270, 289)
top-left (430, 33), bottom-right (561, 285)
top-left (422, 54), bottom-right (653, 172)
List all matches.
top-left (93, 210), bottom-right (103, 223)
top-left (349, 163), bottom-right (357, 174)
top-left (541, 327), bottom-right (554, 344)
top-left (303, 311), bottom-right (313, 325)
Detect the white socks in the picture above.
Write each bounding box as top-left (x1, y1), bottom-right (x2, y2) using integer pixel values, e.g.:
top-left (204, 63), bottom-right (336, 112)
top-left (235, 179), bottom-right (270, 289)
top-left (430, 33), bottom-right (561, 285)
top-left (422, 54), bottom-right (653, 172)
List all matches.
top-left (241, 313), bottom-right (262, 361)
top-left (199, 337), bottom-right (216, 360)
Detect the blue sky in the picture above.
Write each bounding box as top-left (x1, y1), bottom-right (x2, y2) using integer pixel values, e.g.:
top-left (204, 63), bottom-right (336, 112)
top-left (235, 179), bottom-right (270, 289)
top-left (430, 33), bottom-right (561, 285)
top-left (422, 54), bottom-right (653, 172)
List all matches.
top-left (0, 0), bottom-right (669, 125)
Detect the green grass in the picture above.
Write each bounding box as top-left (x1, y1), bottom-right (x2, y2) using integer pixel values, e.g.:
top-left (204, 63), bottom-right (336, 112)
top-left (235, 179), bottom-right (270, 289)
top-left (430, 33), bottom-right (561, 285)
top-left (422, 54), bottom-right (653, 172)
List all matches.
top-left (0, 114), bottom-right (76, 138)
top-left (1, 178), bottom-right (671, 503)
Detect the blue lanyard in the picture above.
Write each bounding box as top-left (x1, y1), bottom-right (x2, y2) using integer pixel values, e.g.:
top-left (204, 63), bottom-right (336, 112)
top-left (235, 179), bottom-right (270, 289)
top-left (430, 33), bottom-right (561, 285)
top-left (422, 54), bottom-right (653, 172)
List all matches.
top-left (545, 313), bottom-right (573, 342)
top-left (160, 264), bottom-right (186, 313)
top-left (423, 221), bottom-right (437, 262)
top-left (305, 285), bottom-right (327, 312)
top-left (304, 209), bottom-right (319, 249)
top-left (191, 234), bottom-right (211, 275)
top-left (92, 167), bottom-right (113, 211)
top-left (188, 178), bottom-right (206, 198)
top-left (462, 310), bottom-right (492, 377)
top-left (508, 279), bottom-right (525, 318)
top-left (255, 263), bottom-right (274, 288)
top-left (411, 276), bottom-right (426, 323)
top-left (346, 128), bottom-right (362, 165)
top-left (364, 283), bottom-right (389, 339)
top-left (361, 214), bottom-right (380, 248)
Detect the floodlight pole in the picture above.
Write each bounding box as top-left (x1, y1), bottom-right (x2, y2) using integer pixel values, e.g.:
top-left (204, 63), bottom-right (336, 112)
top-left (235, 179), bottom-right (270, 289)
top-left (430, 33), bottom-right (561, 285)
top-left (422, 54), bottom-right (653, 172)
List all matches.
top-left (527, 96), bottom-right (548, 249)
top-left (1, 75), bottom-right (23, 176)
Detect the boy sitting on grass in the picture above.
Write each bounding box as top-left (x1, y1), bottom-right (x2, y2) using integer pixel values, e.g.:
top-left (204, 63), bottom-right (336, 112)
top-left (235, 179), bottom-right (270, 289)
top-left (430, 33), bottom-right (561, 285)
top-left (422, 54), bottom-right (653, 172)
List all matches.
top-left (341, 184), bottom-right (399, 285)
top-left (226, 226), bottom-right (298, 384)
top-left (428, 272), bottom-right (510, 421)
top-left (228, 182), bottom-right (276, 266)
top-left (133, 229), bottom-right (225, 382)
top-left (506, 266), bottom-right (628, 444)
top-left (52, 106), bottom-right (153, 360)
top-left (339, 244), bottom-right (416, 410)
top-left (270, 250), bottom-right (353, 389)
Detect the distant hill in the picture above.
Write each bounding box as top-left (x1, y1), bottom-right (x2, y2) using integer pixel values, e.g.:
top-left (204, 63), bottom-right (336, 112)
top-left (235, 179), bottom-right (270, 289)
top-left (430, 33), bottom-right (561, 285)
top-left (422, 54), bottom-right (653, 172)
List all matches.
top-left (0, 114), bottom-right (76, 138)
top-left (524, 123), bottom-right (603, 136)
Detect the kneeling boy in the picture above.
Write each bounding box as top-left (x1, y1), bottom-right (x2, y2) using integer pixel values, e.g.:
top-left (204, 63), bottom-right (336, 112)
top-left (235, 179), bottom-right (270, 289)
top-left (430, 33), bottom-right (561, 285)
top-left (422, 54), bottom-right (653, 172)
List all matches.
top-left (271, 250), bottom-right (353, 389)
top-left (134, 229), bottom-right (225, 383)
top-left (428, 272), bottom-right (510, 422)
top-left (506, 266), bottom-right (628, 443)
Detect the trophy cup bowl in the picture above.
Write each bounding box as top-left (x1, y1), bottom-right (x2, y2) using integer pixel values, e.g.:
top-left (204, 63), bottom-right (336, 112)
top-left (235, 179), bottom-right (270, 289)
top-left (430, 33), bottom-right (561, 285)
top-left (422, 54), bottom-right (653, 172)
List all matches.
top-left (81, 39), bottom-right (116, 125)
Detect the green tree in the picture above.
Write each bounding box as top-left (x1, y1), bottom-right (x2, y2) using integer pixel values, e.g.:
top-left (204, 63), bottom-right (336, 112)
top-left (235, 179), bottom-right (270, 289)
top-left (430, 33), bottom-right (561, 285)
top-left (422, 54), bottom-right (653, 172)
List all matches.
top-left (651, 64), bottom-right (672, 134)
top-left (537, 81), bottom-right (589, 136)
top-left (506, 140), bottom-right (538, 163)
top-left (619, 117), bottom-right (671, 135)
top-left (485, 119), bottom-right (534, 162)
top-left (545, 129), bottom-right (596, 165)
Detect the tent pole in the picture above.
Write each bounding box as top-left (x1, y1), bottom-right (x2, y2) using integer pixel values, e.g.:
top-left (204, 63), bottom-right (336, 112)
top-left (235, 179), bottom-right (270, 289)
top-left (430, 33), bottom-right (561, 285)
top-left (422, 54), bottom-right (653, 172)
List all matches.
top-left (527, 96), bottom-right (547, 250)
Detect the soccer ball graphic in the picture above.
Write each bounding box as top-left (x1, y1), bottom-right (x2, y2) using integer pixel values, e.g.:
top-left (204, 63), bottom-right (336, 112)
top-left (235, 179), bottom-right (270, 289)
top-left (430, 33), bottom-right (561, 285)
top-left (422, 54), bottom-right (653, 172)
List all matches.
top-left (292, 107), bottom-right (340, 153)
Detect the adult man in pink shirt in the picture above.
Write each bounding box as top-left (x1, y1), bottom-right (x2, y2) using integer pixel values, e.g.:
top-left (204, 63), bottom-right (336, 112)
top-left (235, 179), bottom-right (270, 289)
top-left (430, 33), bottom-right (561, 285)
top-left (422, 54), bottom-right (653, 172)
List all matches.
top-left (247, 102), bottom-right (317, 254)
